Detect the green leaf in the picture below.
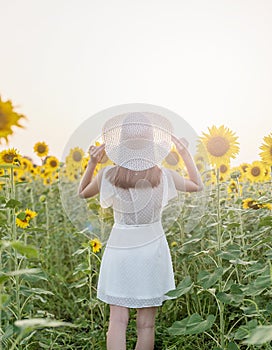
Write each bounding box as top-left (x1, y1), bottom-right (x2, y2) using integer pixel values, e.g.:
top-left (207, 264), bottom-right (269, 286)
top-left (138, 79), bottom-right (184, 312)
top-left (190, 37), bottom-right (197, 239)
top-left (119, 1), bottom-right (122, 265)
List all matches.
top-left (227, 342), bottom-right (239, 350)
top-left (234, 320), bottom-right (258, 340)
top-left (258, 216), bottom-right (272, 227)
top-left (0, 293), bottom-right (10, 309)
top-left (0, 196), bottom-right (6, 205)
top-left (168, 313), bottom-right (215, 335)
top-left (19, 285), bottom-right (54, 297)
top-left (7, 268), bottom-right (42, 277)
top-left (243, 266), bottom-right (271, 296)
top-left (0, 274), bottom-right (9, 284)
top-left (197, 267), bottom-right (224, 289)
top-left (216, 244), bottom-right (241, 260)
top-left (243, 325), bottom-right (272, 345)
top-left (229, 258), bottom-right (257, 266)
top-left (25, 227), bottom-right (46, 233)
top-left (166, 276), bottom-right (194, 298)
top-left (69, 277), bottom-right (88, 289)
top-left (11, 241), bottom-right (38, 259)
top-left (2, 324), bottom-right (15, 341)
top-left (5, 199), bottom-right (22, 209)
top-left (14, 318), bottom-right (78, 331)
top-left (216, 291), bottom-right (243, 306)
top-left (17, 212), bottom-right (26, 220)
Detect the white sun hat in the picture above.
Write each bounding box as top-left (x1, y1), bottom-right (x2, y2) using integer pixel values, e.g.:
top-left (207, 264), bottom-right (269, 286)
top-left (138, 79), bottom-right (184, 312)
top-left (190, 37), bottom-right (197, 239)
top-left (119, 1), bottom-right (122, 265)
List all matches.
top-left (102, 112), bottom-right (173, 171)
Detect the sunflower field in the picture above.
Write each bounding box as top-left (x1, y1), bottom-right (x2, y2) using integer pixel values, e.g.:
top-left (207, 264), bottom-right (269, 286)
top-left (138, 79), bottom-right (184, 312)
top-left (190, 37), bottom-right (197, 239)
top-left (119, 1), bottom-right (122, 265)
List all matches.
top-left (0, 97), bottom-right (272, 350)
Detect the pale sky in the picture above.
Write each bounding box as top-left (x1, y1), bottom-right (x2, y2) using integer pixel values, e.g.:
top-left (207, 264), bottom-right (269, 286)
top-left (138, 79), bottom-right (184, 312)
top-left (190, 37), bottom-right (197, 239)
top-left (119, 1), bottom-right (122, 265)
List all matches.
top-left (0, 0), bottom-right (271, 166)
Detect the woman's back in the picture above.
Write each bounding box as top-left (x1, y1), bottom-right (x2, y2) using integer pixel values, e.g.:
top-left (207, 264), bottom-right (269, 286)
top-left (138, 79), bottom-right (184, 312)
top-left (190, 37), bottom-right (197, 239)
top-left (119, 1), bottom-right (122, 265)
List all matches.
top-left (100, 165), bottom-right (177, 226)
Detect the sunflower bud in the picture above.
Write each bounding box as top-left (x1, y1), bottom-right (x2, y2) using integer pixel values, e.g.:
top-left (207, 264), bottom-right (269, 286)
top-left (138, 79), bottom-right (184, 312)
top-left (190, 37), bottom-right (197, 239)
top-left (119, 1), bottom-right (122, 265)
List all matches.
top-left (39, 195), bottom-right (47, 203)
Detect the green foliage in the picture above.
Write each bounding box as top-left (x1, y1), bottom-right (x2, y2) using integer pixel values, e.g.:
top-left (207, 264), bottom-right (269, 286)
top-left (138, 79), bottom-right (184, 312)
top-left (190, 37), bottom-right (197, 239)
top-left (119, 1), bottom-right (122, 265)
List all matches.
top-left (0, 171), bottom-right (272, 349)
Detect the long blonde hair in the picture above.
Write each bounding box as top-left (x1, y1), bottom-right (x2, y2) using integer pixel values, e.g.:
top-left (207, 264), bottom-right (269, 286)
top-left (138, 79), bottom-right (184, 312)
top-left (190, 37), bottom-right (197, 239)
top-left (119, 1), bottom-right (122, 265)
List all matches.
top-left (105, 165), bottom-right (162, 189)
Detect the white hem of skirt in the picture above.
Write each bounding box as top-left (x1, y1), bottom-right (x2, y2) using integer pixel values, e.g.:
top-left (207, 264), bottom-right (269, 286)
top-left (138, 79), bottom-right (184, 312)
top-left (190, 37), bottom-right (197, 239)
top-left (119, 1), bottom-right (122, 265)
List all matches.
top-left (97, 289), bottom-right (174, 308)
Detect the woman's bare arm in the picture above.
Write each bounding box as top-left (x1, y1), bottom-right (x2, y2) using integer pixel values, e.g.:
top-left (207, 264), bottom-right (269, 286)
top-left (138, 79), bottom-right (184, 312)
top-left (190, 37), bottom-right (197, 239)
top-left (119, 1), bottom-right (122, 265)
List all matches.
top-left (78, 143), bottom-right (105, 198)
top-left (170, 135), bottom-right (203, 192)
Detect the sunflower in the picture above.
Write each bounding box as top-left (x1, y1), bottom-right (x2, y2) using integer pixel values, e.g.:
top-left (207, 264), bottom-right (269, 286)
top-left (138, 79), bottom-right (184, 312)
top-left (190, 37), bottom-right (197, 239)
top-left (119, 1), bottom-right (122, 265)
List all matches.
top-left (262, 164), bottom-right (271, 181)
top-left (13, 168), bottom-right (25, 182)
top-left (262, 203), bottom-right (272, 210)
top-left (246, 161), bottom-right (266, 183)
top-left (200, 125), bottom-right (239, 167)
top-left (34, 141), bottom-right (49, 157)
top-left (67, 147), bottom-right (85, 164)
top-left (65, 168), bottom-right (81, 182)
top-left (16, 209), bottom-right (37, 228)
top-left (237, 163), bottom-right (249, 182)
top-left (29, 164), bottom-right (39, 178)
top-left (259, 132), bottom-right (272, 166)
top-left (0, 148), bottom-right (21, 166)
top-left (81, 155), bottom-right (90, 172)
top-left (202, 169), bottom-right (216, 186)
top-left (89, 238), bottom-right (102, 253)
top-left (162, 146), bottom-right (184, 173)
top-left (21, 157), bottom-right (33, 171)
top-left (44, 156), bottom-right (59, 171)
top-left (218, 163), bottom-right (230, 182)
top-left (195, 141), bottom-right (210, 164)
top-left (171, 241), bottom-right (178, 248)
top-left (227, 180), bottom-right (242, 195)
top-left (43, 174), bottom-right (55, 186)
top-left (242, 198), bottom-right (260, 210)
top-left (230, 166), bottom-right (242, 181)
top-left (0, 96), bottom-right (26, 143)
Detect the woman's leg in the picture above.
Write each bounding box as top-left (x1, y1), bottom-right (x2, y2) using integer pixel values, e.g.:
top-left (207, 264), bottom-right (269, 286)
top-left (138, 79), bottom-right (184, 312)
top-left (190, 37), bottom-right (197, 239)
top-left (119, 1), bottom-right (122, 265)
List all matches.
top-left (107, 304), bottom-right (129, 350)
top-left (135, 306), bottom-right (158, 350)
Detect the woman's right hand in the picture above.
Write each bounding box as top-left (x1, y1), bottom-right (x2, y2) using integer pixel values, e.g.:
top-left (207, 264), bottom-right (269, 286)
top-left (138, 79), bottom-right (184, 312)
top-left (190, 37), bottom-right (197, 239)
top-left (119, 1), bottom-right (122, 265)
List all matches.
top-left (171, 135), bottom-right (189, 156)
top-left (88, 143), bottom-right (106, 164)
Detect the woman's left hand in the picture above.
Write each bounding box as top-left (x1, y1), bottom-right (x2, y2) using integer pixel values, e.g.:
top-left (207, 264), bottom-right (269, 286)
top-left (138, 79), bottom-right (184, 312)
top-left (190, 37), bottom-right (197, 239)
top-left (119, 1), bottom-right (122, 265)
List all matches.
top-left (88, 143), bottom-right (106, 164)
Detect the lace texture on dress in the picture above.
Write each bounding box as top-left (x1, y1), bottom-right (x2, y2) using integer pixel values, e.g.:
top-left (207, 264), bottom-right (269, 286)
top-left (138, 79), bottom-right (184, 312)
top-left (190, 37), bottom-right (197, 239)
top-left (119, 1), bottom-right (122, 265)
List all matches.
top-left (99, 165), bottom-right (177, 226)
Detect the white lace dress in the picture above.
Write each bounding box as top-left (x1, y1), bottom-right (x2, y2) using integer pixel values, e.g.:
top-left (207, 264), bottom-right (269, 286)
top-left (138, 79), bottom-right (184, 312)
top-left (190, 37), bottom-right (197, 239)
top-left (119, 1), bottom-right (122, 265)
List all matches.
top-left (97, 165), bottom-right (178, 308)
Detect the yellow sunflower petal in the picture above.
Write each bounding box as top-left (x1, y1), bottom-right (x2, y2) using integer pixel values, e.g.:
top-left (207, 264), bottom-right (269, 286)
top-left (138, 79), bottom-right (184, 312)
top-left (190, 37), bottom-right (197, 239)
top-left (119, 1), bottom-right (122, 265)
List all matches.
top-left (0, 96), bottom-right (26, 144)
top-left (44, 156), bottom-right (59, 171)
top-left (246, 161), bottom-right (266, 183)
top-left (259, 132), bottom-right (272, 165)
top-left (0, 148), bottom-right (21, 166)
top-left (34, 141), bottom-right (49, 157)
top-left (200, 125), bottom-right (239, 167)
top-left (90, 238), bottom-right (102, 253)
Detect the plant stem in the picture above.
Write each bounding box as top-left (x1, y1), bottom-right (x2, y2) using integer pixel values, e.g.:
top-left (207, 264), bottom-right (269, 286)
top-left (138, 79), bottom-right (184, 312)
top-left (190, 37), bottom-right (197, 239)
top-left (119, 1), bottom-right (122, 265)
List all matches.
top-left (216, 168), bottom-right (225, 349)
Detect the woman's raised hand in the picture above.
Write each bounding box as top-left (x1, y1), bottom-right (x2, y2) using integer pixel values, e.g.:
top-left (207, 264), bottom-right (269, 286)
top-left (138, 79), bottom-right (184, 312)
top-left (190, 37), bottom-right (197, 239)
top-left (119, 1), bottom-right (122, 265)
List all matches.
top-left (171, 135), bottom-right (189, 156)
top-left (88, 143), bottom-right (106, 164)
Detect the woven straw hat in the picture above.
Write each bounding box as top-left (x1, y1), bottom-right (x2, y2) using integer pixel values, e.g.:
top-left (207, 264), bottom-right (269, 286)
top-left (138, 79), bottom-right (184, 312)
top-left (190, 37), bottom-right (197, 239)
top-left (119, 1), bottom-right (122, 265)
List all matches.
top-left (102, 112), bottom-right (173, 171)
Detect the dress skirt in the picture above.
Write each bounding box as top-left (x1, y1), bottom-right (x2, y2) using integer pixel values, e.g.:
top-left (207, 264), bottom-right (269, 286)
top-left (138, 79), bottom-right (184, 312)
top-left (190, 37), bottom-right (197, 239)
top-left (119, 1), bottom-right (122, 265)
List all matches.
top-left (97, 221), bottom-right (175, 308)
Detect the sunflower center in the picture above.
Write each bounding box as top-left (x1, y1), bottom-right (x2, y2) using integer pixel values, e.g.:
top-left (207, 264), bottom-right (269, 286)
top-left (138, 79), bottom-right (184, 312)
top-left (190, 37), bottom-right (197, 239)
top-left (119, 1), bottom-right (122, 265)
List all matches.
top-left (22, 161), bottom-right (28, 169)
top-left (207, 136), bottom-right (230, 157)
top-left (73, 151), bottom-right (82, 162)
top-left (220, 164), bottom-right (228, 173)
top-left (241, 165), bottom-right (248, 172)
top-left (165, 151), bottom-right (179, 166)
top-left (37, 145), bottom-right (46, 153)
top-left (3, 153), bottom-right (15, 163)
top-left (251, 167), bottom-right (261, 177)
top-left (50, 160), bottom-right (58, 168)
top-left (0, 113), bottom-right (9, 130)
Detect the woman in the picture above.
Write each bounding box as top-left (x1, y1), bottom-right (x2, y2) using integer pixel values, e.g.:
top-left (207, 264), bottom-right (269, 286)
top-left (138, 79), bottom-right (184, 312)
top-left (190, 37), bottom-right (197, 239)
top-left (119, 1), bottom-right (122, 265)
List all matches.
top-left (78, 112), bottom-right (203, 350)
